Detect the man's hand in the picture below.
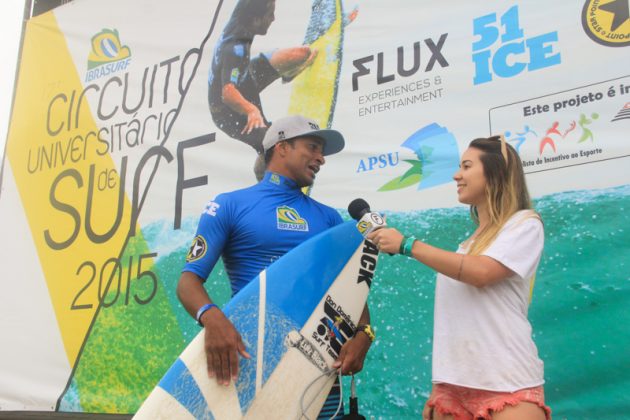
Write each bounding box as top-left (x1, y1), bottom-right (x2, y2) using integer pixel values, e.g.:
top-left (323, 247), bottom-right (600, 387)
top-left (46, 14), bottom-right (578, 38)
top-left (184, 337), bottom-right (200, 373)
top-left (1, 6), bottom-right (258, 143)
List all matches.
top-left (221, 83), bottom-right (267, 135)
top-left (200, 308), bottom-right (251, 386)
top-left (242, 106), bottom-right (267, 135)
top-left (331, 332), bottom-right (371, 375)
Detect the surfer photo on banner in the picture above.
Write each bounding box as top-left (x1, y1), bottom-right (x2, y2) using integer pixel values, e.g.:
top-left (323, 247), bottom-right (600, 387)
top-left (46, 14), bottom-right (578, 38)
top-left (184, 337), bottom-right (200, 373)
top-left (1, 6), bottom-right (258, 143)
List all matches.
top-left (368, 136), bottom-right (552, 420)
top-left (207, 0), bottom-right (319, 180)
top-left (177, 115), bottom-right (375, 419)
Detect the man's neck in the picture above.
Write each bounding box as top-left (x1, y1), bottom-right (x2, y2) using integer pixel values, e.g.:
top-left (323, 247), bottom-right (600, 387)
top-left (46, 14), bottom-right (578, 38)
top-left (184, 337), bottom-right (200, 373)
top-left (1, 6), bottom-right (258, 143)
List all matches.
top-left (265, 163), bottom-right (292, 181)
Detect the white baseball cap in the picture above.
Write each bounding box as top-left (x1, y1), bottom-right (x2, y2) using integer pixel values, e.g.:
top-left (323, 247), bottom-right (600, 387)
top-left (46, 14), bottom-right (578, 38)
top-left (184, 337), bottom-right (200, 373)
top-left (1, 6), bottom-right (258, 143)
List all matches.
top-left (262, 115), bottom-right (345, 156)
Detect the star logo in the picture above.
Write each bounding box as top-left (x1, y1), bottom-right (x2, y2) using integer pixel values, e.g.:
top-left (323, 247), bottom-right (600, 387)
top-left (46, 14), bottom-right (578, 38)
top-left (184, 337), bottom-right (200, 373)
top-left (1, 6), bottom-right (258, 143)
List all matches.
top-left (582, 0), bottom-right (630, 47)
top-left (600, 0), bottom-right (630, 31)
top-left (186, 235), bottom-right (207, 262)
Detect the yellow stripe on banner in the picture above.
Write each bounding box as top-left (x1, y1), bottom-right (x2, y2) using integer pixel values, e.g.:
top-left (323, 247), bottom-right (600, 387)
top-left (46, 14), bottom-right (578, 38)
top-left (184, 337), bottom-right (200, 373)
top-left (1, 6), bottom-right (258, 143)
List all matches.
top-left (7, 13), bottom-right (134, 366)
top-left (288, 0), bottom-right (343, 196)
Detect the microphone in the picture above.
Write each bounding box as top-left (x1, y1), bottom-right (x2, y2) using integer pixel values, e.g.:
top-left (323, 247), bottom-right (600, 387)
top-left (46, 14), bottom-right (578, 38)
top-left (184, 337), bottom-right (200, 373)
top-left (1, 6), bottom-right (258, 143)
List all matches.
top-left (347, 198), bottom-right (387, 240)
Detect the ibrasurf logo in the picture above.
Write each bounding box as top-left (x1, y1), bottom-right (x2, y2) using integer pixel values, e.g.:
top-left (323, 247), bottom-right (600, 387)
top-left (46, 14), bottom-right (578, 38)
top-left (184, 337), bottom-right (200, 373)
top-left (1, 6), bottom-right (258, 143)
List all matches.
top-left (582, 0), bottom-right (630, 47)
top-left (276, 206), bottom-right (309, 231)
top-left (379, 123), bottom-right (459, 192)
top-left (85, 29), bottom-right (132, 82)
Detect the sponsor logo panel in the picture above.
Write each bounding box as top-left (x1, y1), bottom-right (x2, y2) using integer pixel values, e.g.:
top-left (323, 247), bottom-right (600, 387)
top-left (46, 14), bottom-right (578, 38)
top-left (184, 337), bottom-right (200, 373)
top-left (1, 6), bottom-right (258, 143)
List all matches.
top-left (490, 75), bottom-right (630, 172)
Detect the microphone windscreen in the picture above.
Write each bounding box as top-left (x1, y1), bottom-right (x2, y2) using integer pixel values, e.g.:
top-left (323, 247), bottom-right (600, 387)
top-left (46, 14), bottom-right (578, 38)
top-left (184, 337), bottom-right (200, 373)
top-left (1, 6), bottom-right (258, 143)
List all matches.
top-left (348, 198), bottom-right (370, 221)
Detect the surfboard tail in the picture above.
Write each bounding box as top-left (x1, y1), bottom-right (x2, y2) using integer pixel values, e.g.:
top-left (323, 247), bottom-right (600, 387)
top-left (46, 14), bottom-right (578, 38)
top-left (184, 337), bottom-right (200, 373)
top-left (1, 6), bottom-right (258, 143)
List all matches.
top-left (134, 387), bottom-right (197, 420)
top-left (243, 348), bottom-right (336, 419)
top-left (134, 330), bottom-right (242, 420)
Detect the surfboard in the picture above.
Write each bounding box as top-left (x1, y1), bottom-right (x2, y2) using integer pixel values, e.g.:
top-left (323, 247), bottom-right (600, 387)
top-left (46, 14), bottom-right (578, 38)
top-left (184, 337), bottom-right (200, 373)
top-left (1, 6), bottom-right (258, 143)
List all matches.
top-left (288, 0), bottom-right (352, 196)
top-left (133, 220), bottom-right (378, 419)
top-left (287, 0), bottom-right (347, 127)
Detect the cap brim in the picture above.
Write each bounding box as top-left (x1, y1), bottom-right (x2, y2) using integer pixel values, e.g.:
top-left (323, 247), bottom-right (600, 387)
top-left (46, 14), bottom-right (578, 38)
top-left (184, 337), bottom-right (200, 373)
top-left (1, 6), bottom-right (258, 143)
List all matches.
top-left (304, 129), bottom-right (345, 156)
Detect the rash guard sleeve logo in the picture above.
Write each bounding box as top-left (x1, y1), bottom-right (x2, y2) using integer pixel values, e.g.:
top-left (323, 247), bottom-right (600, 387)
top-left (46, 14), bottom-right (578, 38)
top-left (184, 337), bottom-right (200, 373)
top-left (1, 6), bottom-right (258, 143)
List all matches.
top-left (186, 235), bottom-right (207, 262)
top-left (204, 201), bottom-right (220, 216)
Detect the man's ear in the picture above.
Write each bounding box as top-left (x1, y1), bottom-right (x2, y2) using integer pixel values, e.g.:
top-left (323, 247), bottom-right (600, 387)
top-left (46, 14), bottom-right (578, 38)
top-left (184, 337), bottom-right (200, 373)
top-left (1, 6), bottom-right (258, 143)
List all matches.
top-left (276, 141), bottom-right (288, 156)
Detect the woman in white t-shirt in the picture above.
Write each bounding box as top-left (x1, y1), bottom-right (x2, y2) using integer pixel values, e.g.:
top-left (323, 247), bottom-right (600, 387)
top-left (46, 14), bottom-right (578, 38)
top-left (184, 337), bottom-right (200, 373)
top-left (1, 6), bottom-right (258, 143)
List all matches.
top-left (368, 136), bottom-right (551, 420)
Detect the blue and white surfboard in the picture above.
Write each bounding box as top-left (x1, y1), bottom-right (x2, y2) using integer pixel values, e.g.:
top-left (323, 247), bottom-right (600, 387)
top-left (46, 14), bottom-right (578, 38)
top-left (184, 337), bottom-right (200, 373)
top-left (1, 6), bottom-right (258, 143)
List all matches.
top-left (134, 221), bottom-right (378, 419)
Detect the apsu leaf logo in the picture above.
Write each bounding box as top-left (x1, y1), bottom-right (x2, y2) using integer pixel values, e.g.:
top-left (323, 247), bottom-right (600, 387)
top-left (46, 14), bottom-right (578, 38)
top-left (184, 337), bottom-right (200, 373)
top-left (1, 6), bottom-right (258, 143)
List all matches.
top-left (582, 0), bottom-right (630, 47)
top-left (379, 123), bottom-right (459, 192)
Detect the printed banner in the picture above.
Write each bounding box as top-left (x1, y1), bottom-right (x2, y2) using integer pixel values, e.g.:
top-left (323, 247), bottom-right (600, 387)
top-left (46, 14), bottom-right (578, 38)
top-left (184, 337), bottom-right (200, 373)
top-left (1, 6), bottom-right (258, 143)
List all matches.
top-left (0, 0), bottom-right (628, 418)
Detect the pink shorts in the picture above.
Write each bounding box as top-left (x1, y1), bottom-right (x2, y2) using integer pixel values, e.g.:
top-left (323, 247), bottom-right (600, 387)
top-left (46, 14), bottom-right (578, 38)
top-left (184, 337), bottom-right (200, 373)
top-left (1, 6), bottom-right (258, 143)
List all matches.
top-left (426, 383), bottom-right (551, 420)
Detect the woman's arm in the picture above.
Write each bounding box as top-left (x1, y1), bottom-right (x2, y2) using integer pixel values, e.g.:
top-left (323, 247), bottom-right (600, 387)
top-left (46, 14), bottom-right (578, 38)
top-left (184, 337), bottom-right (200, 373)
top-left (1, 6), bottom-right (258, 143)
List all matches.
top-left (368, 228), bottom-right (513, 288)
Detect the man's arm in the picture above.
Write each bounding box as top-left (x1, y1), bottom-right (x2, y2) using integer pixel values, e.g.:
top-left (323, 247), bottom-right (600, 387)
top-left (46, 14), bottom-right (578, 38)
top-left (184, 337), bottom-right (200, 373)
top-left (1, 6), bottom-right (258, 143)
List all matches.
top-left (221, 83), bottom-right (266, 135)
top-left (177, 271), bottom-right (250, 386)
top-left (177, 271), bottom-right (215, 316)
top-left (332, 304), bottom-right (372, 375)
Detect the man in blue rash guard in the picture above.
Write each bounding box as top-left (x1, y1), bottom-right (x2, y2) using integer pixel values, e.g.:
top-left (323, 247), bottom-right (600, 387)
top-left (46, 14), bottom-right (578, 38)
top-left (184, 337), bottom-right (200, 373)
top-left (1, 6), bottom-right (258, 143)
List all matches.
top-left (177, 115), bottom-right (373, 419)
top-left (208, 0), bottom-right (317, 179)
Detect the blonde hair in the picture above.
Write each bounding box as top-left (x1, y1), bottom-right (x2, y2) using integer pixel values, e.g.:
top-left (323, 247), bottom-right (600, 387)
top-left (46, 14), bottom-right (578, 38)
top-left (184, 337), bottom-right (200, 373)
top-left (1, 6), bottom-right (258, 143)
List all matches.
top-left (467, 136), bottom-right (540, 255)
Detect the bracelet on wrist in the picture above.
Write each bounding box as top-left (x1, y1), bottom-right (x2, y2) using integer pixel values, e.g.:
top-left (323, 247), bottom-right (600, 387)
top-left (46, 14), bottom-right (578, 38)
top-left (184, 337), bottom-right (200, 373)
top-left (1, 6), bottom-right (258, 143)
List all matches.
top-left (399, 235), bottom-right (408, 255)
top-left (355, 324), bottom-right (375, 343)
top-left (196, 303), bottom-right (218, 327)
top-left (402, 235), bottom-right (417, 257)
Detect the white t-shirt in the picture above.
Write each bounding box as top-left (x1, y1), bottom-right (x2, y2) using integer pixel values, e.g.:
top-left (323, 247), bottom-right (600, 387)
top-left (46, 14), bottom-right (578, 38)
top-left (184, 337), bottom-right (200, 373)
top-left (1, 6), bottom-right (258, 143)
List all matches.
top-left (432, 210), bottom-right (545, 392)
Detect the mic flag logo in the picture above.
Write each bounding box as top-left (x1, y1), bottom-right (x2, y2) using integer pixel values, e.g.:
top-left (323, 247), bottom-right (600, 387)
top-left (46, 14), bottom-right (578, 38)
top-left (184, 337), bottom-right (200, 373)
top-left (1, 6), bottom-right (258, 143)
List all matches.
top-left (582, 0), bottom-right (630, 47)
top-left (357, 220), bottom-right (372, 235)
top-left (356, 212), bottom-right (385, 237)
top-left (276, 206), bottom-right (309, 231)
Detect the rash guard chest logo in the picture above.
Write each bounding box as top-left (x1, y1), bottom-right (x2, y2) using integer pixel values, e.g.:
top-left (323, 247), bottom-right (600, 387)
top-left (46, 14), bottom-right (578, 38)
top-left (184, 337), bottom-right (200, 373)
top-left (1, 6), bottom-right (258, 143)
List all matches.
top-left (276, 206), bottom-right (309, 232)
